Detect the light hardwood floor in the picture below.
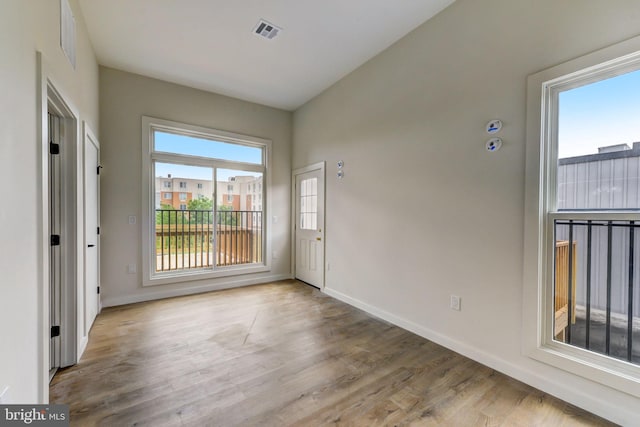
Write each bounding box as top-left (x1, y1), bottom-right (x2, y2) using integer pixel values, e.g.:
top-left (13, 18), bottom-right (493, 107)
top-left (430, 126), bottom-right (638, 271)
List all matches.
top-left (50, 280), bottom-right (615, 426)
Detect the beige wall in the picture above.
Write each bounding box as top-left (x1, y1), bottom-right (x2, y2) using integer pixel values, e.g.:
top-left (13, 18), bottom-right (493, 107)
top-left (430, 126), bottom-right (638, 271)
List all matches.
top-left (292, 0), bottom-right (640, 423)
top-left (0, 0), bottom-right (99, 403)
top-left (99, 67), bottom-right (292, 306)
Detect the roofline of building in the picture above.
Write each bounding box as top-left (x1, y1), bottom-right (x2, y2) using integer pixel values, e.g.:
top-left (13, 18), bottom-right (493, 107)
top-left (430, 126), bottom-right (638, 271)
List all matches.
top-left (559, 142), bottom-right (640, 165)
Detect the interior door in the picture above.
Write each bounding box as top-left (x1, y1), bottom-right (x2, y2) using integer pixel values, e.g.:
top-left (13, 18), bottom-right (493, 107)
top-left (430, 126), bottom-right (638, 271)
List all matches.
top-left (84, 130), bottom-right (100, 335)
top-left (294, 166), bottom-right (325, 288)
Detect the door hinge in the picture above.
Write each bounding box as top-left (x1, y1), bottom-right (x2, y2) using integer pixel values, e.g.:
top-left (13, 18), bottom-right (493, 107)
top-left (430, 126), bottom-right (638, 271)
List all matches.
top-left (97, 226), bottom-right (100, 235)
top-left (97, 286), bottom-right (100, 294)
top-left (51, 325), bottom-right (60, 338)
top-left (51, 235), bottom-right (61, 246)
top-left (49, 142), bottom-right (60, 155)
top-left (97, 165), bottom-right (103, 175)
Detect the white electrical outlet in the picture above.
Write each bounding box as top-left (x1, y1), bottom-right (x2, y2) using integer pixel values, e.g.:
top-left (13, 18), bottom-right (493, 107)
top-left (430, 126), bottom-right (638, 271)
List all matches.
top-left (326, 262), bottom-right (331, 271)
top-left (272, 251), bottom-right (278, 259)
top-left (127, 264), bottom-right (137, 274)
top-left (450, 295), bottom-right (461, 311)
top-left (128, 215), bottom-right (136, 225)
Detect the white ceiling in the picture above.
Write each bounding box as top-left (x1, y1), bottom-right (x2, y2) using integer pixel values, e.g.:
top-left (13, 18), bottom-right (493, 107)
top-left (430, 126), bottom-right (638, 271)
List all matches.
top-left (79, 0), bottom-right (455, 111)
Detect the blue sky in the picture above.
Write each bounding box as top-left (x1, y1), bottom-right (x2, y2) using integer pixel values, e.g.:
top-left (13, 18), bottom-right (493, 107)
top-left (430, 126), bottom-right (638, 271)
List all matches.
top-left (155, 131), bottom-right (262, 180)
top-left (559, 68), bottom-right (640, 158)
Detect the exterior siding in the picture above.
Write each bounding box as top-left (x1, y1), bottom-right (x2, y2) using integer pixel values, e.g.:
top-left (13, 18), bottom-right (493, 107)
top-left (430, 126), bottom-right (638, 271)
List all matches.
top-left (558, 144), bottom-right (640, 317)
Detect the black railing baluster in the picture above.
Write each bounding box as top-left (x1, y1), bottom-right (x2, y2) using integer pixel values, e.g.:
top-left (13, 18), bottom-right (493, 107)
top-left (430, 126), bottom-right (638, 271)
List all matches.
top-left (259, 212), bottom-right (262, 261)
top-left (606, 221), bottom-right (613, 355)
top-left (586, 220), bottom-right (592, 350)
top-left (216, 212), bottom-right (219, 265)
top-left (168, 210), bottom-right (172, 270)
top-left (628, 221), bottom-right (635, 362)
top-left (195, 211), bottom-right (198, 268)
top-left (180, 211), bottom-right (189, 268)
top-left (174, 210), bottom-right (178, 270)
top-left (160, 209), bottom-right (164, 271)
top-left (181, 210), bottom-right (185, 270)
top-left (201, 211), bottom-right (204, 267)
top-left (246, 212), bottom-right (249, 263)
top-left (221, 211), bottom-right (224, 266)
top-left (248, 213), bottom-right (252, 263)
top-left (202, 210), bottom-right (205, 267)
top-left (567, 220), bottom-right (574, 344)
top-left (225, 211), bottom-right (229, 265)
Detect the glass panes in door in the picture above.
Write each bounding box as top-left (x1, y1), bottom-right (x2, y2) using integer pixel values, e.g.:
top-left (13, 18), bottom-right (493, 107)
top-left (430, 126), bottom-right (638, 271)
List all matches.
top-left (300, 178), bottom-right (318, 230)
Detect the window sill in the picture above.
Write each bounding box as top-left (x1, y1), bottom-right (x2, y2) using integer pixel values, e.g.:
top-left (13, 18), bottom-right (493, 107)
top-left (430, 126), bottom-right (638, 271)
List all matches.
top-left (528, 340), bottom-right (640, 399)
top-left (143, 264), bottom-right (270, 287)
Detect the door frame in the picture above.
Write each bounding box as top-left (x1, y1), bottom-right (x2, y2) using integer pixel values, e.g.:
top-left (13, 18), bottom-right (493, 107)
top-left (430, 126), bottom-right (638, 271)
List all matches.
top-left (291, 162), bottom-right (326, 289)
top-left (37, 52), bottom-right (80, 402)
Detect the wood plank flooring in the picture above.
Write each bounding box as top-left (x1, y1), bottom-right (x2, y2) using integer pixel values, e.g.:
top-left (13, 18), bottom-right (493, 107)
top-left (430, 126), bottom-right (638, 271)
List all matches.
top-left (50, 280), bottom-right (615, 426)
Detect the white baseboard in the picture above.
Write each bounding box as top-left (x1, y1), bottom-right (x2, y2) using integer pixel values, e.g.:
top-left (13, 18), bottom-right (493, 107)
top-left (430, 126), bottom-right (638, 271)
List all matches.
top-left (322, 286), bottom-right (633, 426)
top-left (77, 336), bottom-right (88, 361)
top-left (102, 274), bottom-right (292, 307)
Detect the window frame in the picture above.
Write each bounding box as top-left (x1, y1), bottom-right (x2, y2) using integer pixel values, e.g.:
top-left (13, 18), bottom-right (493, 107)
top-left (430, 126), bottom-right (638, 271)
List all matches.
top-left (523, 37), bottom-right (640, 397)
top-left (141, 116), bottom-right (272, 286)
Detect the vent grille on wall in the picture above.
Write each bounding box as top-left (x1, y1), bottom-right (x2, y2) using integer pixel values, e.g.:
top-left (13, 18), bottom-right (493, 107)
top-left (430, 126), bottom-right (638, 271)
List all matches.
top-left (253, 19), bottom-right (281, 40)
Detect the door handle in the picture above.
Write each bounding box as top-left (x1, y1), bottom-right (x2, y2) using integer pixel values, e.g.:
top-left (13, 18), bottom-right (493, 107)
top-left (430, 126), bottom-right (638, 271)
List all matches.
top-left (316, 237), bottom-right (322, 241)
top-left (88, 244), bottom-right (95, 248)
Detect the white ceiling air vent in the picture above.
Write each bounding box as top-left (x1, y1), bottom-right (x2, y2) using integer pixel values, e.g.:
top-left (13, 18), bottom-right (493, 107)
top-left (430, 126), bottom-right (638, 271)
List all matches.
top-left (253, 19), bottom-right (281, 40)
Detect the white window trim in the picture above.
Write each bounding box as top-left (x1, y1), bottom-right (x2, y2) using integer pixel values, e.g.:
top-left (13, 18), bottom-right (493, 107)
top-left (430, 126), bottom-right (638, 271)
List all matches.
top-left (523, 36), bottom-right (640, 398)
top-left (141, 116), bottom-right (272, 286)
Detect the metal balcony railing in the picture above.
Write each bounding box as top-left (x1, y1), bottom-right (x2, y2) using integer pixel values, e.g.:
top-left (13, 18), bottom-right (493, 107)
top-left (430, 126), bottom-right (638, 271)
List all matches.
top-left (555, 219), bottom-right (640, 364)
top-left (155, 209), bottom-right (263, 272)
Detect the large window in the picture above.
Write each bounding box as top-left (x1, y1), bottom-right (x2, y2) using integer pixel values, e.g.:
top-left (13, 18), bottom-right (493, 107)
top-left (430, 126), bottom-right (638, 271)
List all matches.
top-left (524, 39), bottom-right (640, 397)
top-left (142, 117), bottom-right (270, 285)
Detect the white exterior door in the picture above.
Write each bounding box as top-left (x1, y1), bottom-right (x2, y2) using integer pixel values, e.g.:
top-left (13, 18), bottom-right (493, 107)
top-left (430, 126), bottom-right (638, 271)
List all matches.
top-left (294, 164), bottom-right (325, 288)
top-left (83, 128), bottom-right (100, 336)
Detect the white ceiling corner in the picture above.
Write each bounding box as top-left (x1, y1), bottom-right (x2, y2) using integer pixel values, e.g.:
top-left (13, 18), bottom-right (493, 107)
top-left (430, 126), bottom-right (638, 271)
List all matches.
top-left (78, 0), bottom-right (455, 111)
